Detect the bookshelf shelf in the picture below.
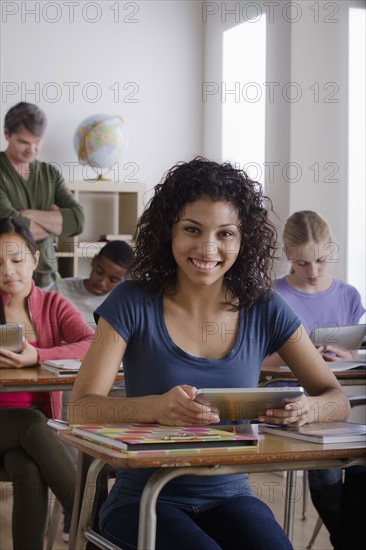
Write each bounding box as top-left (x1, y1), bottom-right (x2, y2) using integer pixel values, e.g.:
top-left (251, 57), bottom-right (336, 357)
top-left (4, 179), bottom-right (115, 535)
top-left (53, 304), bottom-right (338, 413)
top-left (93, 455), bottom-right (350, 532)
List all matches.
top-left (57, 180), bottom-right (146, 277)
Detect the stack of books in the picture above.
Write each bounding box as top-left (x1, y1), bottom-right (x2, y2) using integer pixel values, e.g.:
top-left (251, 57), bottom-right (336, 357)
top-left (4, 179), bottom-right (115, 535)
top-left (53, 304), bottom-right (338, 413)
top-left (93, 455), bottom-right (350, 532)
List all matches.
top-left (67, 423), bottom-right (259, 456)
top-left (40, 359), bottom-right (82, 376)
top-left (260, 421), bottom-right (366, 444)
top-left (41, 360), bottom-right (124, 377)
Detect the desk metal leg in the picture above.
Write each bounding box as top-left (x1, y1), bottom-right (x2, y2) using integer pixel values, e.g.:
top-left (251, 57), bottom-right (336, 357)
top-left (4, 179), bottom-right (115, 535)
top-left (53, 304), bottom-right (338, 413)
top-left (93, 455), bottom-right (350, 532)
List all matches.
top-left (283, 470), bottom-right (297, 541)
top-left (69, 451), bottom-right (94, 549)
top-left (73, 457), bottom-right (106, 549)
top-left (302, 470), bottom-right (308, 520)
top-left (138, 464), bottom-right (263, 550)
top-left (138, 467), bottom-right (197, 550)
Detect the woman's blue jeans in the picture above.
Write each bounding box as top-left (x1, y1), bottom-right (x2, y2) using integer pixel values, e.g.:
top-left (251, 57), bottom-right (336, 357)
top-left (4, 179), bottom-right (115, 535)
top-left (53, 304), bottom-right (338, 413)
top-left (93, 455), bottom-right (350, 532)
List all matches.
top-left (100, 495), bottom-right (293, 550)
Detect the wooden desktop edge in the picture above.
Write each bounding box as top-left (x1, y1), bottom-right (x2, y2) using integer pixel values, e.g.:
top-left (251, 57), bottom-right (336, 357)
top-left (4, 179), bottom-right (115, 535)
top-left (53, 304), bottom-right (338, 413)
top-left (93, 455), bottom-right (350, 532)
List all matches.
top-left (58, 429), bottom-right (366, 469)
top-left (260, 365), bottom-right (366, 384)
top-left (260, 350), bottom-right (366, 383)
top-left (0, 368), bottom-right (125, 392)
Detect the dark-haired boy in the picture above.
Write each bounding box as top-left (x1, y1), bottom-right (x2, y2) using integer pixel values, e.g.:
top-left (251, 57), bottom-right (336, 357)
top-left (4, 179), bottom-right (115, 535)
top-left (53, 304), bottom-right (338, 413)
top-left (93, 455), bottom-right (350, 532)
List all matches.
top-left (50, 240), bottom-right (134, 325)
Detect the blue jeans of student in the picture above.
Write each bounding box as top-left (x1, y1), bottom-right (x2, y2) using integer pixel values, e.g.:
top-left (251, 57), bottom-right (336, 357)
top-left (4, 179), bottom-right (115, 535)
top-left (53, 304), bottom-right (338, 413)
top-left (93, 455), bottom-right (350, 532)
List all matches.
top-left (100, 495), bottom-right (293, 550)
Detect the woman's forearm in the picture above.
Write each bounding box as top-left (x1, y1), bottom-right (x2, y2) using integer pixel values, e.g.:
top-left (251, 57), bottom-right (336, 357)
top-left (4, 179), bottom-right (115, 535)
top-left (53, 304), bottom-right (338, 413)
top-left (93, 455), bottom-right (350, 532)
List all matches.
top-left (307, 389), bottom-right (351, 424)
top-left (68, 394), bottom-right (161, 425)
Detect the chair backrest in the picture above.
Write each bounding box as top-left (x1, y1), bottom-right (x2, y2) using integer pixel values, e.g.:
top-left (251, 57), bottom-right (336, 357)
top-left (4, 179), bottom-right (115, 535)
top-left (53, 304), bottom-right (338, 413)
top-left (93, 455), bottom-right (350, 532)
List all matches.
top-left (349, 395), bottom-right (366, 408)
top-left (0, 460), bottom-right (10, 482)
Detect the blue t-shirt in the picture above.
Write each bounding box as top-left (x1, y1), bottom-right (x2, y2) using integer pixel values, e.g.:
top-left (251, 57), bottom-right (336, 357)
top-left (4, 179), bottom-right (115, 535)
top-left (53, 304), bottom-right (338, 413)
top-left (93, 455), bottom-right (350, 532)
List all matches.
top-left (96, 281), bottom-right (301, 522)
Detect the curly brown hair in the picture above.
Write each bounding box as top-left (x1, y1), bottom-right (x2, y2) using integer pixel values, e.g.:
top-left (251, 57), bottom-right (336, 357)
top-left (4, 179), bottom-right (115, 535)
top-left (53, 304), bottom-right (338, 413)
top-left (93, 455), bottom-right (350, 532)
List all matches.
top-left (131, 157), bottom-right (277, 311)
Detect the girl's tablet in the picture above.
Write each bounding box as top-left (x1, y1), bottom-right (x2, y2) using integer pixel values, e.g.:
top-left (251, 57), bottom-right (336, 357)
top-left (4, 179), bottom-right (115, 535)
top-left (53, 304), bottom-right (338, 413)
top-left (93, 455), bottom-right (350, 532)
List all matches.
top-left (194, 387), bottom-right (304, 420)
top-left (0, 323), bottom-right (24, 353)
top-left (309, 324), bottom-right (366, 350)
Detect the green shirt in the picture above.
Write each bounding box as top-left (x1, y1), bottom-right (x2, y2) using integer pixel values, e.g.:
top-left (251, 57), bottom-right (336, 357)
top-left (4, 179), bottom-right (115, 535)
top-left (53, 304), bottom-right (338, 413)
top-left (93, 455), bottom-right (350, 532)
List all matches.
top-left (0, 152), bottom-right (84, 285)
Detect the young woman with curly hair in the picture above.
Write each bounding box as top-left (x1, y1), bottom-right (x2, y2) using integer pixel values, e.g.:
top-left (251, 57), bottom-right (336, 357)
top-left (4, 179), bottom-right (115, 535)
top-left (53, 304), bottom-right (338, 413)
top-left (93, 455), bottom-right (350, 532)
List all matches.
top-left (70, 157), bottom-right (349, 550)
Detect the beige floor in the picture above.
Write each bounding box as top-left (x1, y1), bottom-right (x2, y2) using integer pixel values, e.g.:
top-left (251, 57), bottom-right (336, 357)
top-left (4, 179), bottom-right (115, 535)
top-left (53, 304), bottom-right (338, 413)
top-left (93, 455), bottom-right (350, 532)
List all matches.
top-left (0, 471), bottom-right (332, 550)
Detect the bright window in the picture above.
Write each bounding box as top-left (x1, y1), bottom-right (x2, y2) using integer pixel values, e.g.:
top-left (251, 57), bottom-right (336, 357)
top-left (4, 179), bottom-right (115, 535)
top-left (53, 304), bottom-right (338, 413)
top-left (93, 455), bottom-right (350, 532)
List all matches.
top-left (222, 16), bottom-right (266, 185)
top-left (347, 7), bottom-right (366, 309)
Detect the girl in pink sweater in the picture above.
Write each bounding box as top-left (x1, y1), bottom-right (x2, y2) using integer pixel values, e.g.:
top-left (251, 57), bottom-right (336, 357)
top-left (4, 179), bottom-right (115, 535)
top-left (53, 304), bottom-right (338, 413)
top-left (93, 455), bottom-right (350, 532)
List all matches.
top-left (0, 217), bottom-right (94, 550)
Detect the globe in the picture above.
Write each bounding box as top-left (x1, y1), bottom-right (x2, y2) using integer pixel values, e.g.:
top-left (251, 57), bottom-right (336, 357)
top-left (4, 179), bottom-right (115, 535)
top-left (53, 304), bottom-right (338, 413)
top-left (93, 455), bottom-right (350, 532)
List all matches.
top-left (73, 114), bottom-right (128, 179)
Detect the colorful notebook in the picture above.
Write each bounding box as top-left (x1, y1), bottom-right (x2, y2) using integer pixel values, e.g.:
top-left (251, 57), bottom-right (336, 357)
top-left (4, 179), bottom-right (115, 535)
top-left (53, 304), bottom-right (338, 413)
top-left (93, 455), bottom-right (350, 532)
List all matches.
top-left (70, 423), bottom-right (259, 455)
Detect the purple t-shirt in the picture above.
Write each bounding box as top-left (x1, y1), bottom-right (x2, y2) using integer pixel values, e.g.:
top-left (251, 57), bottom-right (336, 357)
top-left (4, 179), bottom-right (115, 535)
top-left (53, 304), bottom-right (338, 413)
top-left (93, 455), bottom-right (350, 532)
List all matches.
top-left (274, 277), bottom-right (365, 334)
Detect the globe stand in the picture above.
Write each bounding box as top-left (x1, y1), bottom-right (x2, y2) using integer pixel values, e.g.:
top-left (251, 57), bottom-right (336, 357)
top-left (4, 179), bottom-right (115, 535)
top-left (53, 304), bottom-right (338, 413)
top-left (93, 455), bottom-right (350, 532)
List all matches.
top-left (87, 167), bottom-right (113, 182)
top-left (96, 174), bottom-right (112, 181)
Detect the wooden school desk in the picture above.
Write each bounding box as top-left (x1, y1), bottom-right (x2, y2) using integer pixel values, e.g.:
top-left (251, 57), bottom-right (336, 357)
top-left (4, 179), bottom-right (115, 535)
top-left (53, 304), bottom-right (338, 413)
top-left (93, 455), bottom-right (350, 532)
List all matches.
top-left (260, 349), bottom-right (366, 387)
top-left (259, 365), bottom-right (366, 387)
top-left (0, 367), bottom-right (126, 547)
top-left (0, 367), bottom-right (125, 393)
top-left (57, 428), bottom-right (366, 550)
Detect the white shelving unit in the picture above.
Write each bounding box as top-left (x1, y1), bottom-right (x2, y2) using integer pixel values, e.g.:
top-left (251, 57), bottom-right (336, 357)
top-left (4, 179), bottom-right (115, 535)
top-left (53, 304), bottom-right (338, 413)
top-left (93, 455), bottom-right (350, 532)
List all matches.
top-left (57, 180), bottom-right (146, 278)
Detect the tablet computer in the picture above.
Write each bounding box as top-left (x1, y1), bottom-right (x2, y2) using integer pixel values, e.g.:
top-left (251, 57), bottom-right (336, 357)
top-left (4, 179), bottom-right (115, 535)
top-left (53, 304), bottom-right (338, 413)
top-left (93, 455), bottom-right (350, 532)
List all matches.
top-left (0, 323), bottom-right (24, 353)
top-left (194, 387), bottom-right (304, 420)
top-left (309, 324), bottom-right (366, 350)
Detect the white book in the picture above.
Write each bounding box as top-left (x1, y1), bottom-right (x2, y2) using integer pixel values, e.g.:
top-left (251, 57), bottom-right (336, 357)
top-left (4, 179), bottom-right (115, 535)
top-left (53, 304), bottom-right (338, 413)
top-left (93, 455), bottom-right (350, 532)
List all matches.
top-left (42, 359), bottom-right (82, 370)
top-left (99, 234), bottom-right (133, 242)
top-left (260, 422), bottom-right (366, 444)
top-left (277, 360), bottom-right (365, 373)
top-left (326, 360), bottom-right (366, 372)
top-left (40, 365), bottom-right (79, 377)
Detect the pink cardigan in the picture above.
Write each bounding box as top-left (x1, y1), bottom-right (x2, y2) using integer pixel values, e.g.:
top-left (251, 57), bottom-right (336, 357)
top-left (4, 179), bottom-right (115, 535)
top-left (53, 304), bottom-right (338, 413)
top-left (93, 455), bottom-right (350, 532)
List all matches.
top-left (1, 281), bottom-right (95, 417)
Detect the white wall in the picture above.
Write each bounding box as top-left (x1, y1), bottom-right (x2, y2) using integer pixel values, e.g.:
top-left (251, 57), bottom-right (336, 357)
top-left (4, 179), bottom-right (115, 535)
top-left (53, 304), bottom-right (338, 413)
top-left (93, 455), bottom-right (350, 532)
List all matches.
top-left (1, 0), bottom-right (365, 288)
top-left (1, 0), bottom-right (203, 196)
top-left (202, 0), bottom-right (365, 284)
top-left (289, 1), bottom-right (350, 278)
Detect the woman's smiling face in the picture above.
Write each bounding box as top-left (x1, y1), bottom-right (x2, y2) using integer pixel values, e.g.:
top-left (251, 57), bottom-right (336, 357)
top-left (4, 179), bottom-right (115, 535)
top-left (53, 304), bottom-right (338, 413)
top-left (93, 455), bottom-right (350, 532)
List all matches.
top-left (171, 197), bottom-right (241, 287)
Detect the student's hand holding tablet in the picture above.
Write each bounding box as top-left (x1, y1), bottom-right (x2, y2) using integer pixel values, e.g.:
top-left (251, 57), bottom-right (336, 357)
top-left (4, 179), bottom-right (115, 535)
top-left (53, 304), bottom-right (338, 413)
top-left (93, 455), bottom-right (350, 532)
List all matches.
top-left (316, 344), bottom-right (354, 362)
top-left (152, 385), bottom-right (220, 426)
top-left (0, 323), bottom-right (39, 368)
top-left (0, 338), bottom-right (39, 369)
top-left (310, 324), bottom-right (366, 362)
top-left (257, 393), bottom-right (310, 427)
top-left (194, 387), bottom-right (307, 425)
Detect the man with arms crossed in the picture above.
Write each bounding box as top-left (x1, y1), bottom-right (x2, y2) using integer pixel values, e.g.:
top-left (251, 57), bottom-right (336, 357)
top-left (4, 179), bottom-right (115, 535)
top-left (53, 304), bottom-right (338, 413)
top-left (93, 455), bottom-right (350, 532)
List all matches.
top-left (0, 102), bottom-right (84, 288)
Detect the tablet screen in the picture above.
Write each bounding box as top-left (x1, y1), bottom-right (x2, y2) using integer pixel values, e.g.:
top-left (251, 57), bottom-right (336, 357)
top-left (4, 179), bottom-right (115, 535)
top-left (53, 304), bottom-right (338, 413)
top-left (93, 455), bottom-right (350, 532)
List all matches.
top-left (309, 324), bottom-right (366, 350)
top-left (194, 387), bottom-right (304, 420)
top-left (0, 323), bottom-right (24, 353)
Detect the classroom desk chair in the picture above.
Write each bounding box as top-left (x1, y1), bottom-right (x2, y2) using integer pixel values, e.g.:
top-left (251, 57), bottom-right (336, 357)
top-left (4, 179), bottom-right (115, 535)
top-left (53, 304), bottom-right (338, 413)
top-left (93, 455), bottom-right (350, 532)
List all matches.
top-left (306, 394), bottom-right (366, 549)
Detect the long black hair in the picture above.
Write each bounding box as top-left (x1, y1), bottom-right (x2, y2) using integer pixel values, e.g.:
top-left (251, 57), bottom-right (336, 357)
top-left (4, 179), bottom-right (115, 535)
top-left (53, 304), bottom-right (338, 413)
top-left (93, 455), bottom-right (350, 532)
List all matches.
top-left (131, 157), bottom-right (278, 312)
top-left (0, 217), bottom-right (37, 323)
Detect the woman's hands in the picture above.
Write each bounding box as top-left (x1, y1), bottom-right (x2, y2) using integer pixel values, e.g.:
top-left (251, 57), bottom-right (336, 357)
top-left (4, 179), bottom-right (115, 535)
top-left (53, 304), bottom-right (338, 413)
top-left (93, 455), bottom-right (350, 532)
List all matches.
top-left (151, 386), bottom-right (313, 427)
top-left (0, 339), bottom-right (39, 368)
top-left (258, 394), bottom-right (310, 427)
top-left (151, 385), bottom-right (220, 426)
